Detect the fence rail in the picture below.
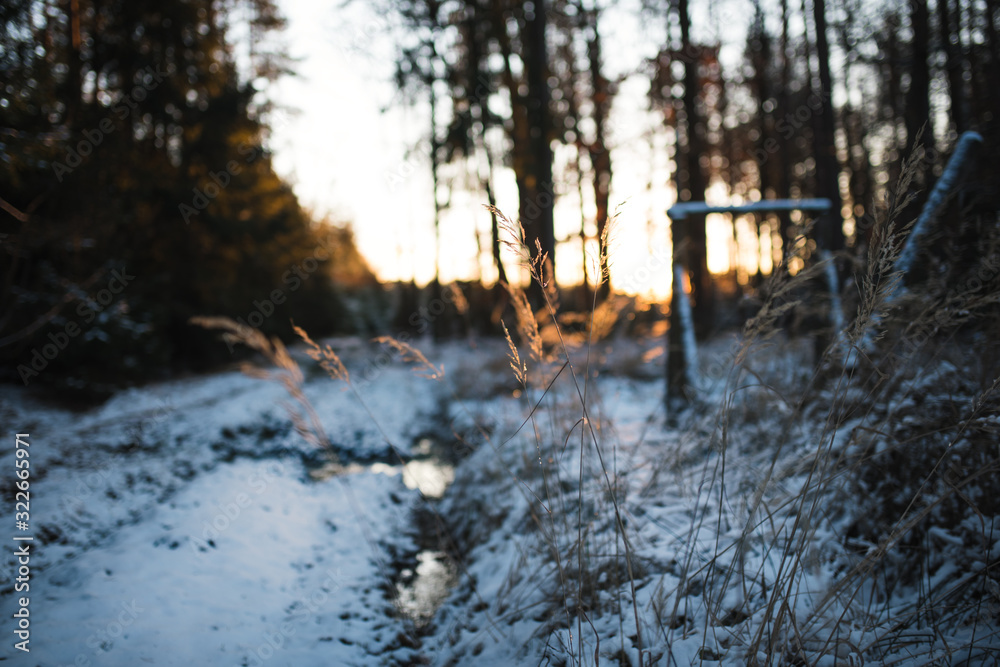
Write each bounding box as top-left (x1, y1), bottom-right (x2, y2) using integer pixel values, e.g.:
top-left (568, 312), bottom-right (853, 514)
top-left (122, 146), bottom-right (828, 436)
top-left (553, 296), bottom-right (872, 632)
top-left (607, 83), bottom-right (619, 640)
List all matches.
top-left (666, 198), bottom-right (833, 413)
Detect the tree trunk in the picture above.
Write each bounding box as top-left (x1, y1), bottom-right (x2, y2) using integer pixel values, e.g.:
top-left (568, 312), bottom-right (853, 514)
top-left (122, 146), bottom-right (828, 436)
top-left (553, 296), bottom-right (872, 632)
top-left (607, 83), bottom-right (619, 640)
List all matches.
top-left (485, 176), bottom-right (508, 288)
top-left (907, 0), bottom-right (932, 158)
top-left (586, 2), bottom-right (612, 300)
top-left (881, 11), bottom-right (905, 191)
top-left (811, 0), bottom-right (844, 253)
top-left (466, 4), bottom-right (508, 289)
top-left (521, 0), bottom-right (556, 302)
top-left (776, 0), bottom-right (794, 262)
top-left (429, 77), bottom-right (442, 287)
top-left (940, 0), bottom-right (967, 133)
top-left (64, 0), bottom-right (83, 130)
top-left (982, 0), bottom-right (1000, 124)
top-left (836, 4), bottom-right (874, 246)
top-left (677, 0), bottom-right (713, 337)
top-left (750, 2), bottom-right (772, 284)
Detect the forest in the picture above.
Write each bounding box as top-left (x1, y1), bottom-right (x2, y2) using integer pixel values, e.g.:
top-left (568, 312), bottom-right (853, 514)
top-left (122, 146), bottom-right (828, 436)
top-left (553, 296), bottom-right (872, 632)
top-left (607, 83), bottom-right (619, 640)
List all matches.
top-left (2, 0), bottom-right (998, 391)
top-left (1, 0), bottom-right (999, 665)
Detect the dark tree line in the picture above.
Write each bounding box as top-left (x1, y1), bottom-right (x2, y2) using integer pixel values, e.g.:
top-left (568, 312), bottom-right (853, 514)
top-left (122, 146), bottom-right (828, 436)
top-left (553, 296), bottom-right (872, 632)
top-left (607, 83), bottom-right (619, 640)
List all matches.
top-left (4, 0), bottom-right (997, 392)
top-left (0, 0), bottom-right (373, 394)
top-left (387, 0), bottom-right (999, 322)
top-left (388, 0), bottom-right (617, 306)
top-left (662, 0), bottom-right (998, 311)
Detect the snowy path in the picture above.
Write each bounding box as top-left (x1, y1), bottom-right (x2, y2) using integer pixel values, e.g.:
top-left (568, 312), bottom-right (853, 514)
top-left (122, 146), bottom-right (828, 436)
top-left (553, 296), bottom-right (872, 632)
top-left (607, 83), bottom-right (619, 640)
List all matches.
top-left (4, 335), bottom-right (991, 666)
top-left (0, 352), bottom-right (446, 666)
top-left (17, 461), bottom-right (415, 666)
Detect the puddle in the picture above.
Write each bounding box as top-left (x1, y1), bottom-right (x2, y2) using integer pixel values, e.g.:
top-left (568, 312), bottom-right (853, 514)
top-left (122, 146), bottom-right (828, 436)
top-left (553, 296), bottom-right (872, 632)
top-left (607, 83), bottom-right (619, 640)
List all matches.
top-left (310, 436), bottom-right (462, 629)
top-left (307, 439), bottom-right (455, 498)
top-left (394, 549), bottom-right (459, 627)
top-left (404, 459), bottom-right (455, 497)
top-left (386, 438), bottom-right (462, 629)
top-left (366, 438), bottom-right (456, 499)
top-left (367, 458), bottom-right (455, 498)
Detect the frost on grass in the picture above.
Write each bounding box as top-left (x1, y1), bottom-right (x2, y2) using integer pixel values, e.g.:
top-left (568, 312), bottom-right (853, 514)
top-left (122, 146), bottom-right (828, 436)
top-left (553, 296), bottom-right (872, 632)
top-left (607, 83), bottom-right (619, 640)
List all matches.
top-left (37, 191), bottom-right (995, 667)
top-left (421, 203), bottom-right (999, 667)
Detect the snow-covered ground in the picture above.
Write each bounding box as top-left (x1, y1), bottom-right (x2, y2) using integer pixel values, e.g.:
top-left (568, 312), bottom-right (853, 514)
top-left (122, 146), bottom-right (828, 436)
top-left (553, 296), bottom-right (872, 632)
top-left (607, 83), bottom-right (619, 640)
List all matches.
top-left (0, 346), bottom-right (448, 666)
top-left (424, 335), bottom-right (1000, 666)
top-left (1, 333), bottom-right (997, 665)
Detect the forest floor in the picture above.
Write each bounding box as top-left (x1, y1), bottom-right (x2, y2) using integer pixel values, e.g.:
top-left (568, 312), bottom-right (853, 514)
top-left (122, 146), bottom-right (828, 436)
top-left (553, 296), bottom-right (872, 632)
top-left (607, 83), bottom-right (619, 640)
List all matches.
top-left (0, 331), bottom-right (996, 666)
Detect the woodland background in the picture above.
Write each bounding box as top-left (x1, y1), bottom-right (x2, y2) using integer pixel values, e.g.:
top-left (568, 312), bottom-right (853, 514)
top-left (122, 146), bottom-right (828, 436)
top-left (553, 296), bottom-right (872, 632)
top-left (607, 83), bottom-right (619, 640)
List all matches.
top-left (1, 0), bottom-right (998, 395)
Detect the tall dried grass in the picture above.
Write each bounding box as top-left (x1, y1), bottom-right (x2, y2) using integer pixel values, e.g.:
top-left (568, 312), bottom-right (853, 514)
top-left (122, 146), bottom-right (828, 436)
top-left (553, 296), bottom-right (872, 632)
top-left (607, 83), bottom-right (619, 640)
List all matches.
top-left (644, 141), bottom-right (1000, 666)
top-left (192, 143), bottom-right (998, 665)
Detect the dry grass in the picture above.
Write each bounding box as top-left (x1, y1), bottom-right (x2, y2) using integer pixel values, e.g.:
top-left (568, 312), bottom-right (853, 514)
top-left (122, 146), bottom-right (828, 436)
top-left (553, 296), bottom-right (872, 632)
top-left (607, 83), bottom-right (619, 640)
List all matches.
top-left (191, 314), bottom-right (462, 639)
top-left (190, 315), bottom-right (336, 458)
top-left (482, 204), bottom-right (651, 666)
top-left (463, 142), bottom-right (998, 666)
top-left (643, 144), bottom-right (1000, 666)
top-left (191, 145), bottom-right (998, 664)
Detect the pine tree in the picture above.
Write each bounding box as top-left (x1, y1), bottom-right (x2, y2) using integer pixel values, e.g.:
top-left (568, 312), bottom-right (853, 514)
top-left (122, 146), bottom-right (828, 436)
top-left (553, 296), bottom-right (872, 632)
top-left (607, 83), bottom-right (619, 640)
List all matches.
top-left (0, 0), bottom-right (363, 393)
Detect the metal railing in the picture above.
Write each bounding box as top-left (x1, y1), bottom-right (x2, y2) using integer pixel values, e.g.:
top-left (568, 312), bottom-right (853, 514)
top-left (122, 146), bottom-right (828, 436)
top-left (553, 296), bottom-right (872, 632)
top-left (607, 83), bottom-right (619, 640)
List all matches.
top-left (666, 198), bottom-right (833, 411)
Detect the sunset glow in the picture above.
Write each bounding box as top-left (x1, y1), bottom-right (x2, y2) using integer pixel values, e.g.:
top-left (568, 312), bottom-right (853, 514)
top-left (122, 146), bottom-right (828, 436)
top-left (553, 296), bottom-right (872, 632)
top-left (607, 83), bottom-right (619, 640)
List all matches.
top-left (269, 0), bottom-right (770, 301)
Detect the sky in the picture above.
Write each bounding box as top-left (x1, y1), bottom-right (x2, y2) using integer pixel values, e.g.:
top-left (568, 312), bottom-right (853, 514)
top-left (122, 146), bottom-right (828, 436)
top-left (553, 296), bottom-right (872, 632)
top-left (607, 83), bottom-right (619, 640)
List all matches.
top-left (268, 0), bottom-right (755, 298)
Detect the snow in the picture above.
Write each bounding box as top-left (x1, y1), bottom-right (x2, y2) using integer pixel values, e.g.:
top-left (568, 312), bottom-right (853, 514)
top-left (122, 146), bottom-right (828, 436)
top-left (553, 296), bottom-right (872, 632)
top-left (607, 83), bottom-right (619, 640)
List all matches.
top-left (0, 349), bottom-right (443, 666)
top-left (25, 460), bottom-right (416, 666)
top-left (1, 332), bottom-right (996, 665)
top-left (667, 198), bottom-right (832, 222)
top-left (673, 263), bottom-right (700, 392)
top-left (894, 131), bottom-right (984, 277)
